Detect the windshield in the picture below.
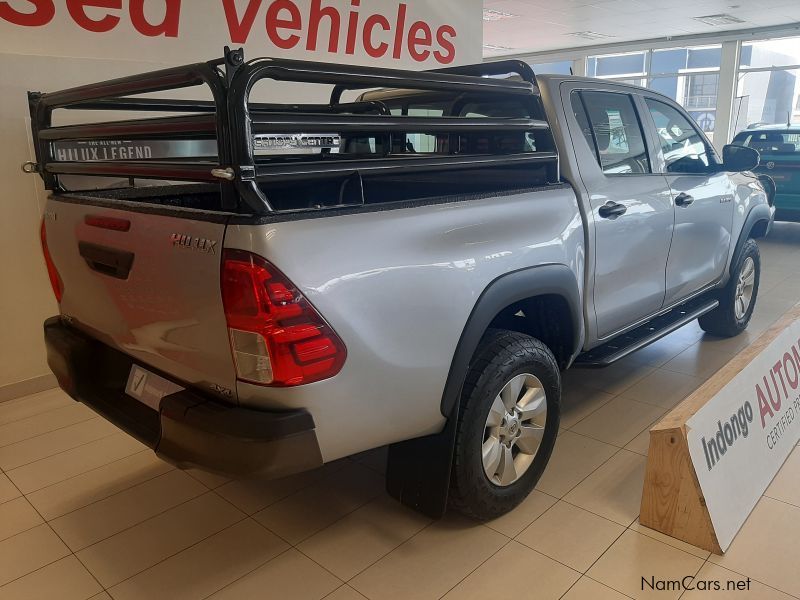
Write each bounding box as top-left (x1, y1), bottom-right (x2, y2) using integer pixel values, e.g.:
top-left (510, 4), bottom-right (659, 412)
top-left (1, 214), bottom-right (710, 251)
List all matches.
top-left (733, 131), bottom-right (800, 155)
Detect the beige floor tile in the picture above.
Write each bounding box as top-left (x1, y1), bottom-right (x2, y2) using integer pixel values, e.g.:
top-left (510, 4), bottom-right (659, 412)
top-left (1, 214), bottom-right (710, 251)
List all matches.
top-left (628, 520), bottom-right (710, 559)
top-left (109, 519), bottom-right (289, 600)
top-left (484, 489), bottom-right (557, 537)
top-left (0, 524), bottom-right (70, 586)
top-left (516, 501), bottom-right (625, 573)
top-left (255, 463), bottom-right (384, 544)
top-left (709, 496), bottom-right (800, 597)
top-left (77, 492), bottom-right (244, 587)
top-left (324, 585), bottom-right (369, 600)
top-left (621, 369), bottom-right (702, 410)
top-left (570, 397), bottom-right (665, 448)
top-left (89, 594), bottom-right (112, 600)
top-left (209, 548), bottom-right (340, 600)
top-left (0, 474), bottom-right (20, 505)
top-left (184, 468), bottom-right (230, 489)
top-left (661, 343), bottom-right (735, 379)
top-left (50, 470), bottom-right (207, 551)
top-left (0, 403), bottom-right (95, 449)
top-left (442, 541), bottom-right (580, 600)
top-left (575, 360), bottom-right (656, 396)
top-left (216, 467), bottom-right (326, 515)
top-left (7, 433), bottom-right (145, 494)
top-left (627, 337), bottom-right (696, 368)
top-left (25, 450), bottom-right (172, 520)
top-left (299, 495), bottom-right (431, 581)
top-left (558, 380), bottom-right (616, 429)
top-left (561, 577), bottom-right (631, 600)
top-left (350, 446), bottom-right (388, 474)
top-left (764, 446), bottom-right (800, 507)
top-left (564, 450), bottom-right (646, 526)
top-left (624, 427), bottom-right (653, 456)
top-left (350, 515), bottom-right (506, 600)
top-left (0, 497), bottom-right (42, 542)
top-left (535, 431), bottom-right (618, 498)
top-left (587, 529), bottom-right (704, 599)
top-left (682, 562), bottom-right (795, 600)
top-left (0, 389), bottom-right (72, 427)
top-left (0, 556), bottom-right (101, 600)
top-left (0, 418), bottom-right (116, 471)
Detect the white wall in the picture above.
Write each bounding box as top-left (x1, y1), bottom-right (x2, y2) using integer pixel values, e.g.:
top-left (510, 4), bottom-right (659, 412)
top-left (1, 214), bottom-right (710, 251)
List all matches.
top-left (0, 0), bottom-right (483, 391)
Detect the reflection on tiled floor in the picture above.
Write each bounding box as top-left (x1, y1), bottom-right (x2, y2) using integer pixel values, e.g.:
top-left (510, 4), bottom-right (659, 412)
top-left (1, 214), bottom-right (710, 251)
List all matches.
top-left (2, 223), bottom-right (800, 600)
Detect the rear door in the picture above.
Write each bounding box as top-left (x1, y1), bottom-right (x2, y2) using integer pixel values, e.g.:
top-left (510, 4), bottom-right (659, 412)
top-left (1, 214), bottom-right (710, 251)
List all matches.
top-left (45, 197), bottom-right (237, 401)
top-left (642, 97), bottom-right (735, 305)
top-left (566, 85), bottom-right (674, 339)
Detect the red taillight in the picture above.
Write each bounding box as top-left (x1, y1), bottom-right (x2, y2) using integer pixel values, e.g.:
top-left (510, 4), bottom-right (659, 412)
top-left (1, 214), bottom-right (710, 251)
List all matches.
top-left (221, 250), bottom-right (346, 387)
top-left (40, 219), bottom-right (63, 303)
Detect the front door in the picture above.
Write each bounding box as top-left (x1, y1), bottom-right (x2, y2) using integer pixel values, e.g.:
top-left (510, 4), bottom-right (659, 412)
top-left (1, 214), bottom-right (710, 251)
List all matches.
top-left (642, 98), bottom-right (735, 306)
top-left (568, 87), bottom-right (675, 339)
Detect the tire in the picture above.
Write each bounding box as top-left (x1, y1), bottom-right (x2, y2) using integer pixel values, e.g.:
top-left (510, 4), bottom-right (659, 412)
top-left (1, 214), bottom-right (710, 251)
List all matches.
top-left (699, 238), bottom-right (761, 338)
top-left (449, 330), bottom-right (561, 520)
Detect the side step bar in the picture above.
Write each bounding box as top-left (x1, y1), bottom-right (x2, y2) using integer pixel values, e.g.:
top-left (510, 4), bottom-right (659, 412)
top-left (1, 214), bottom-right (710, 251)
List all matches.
top-left (574, 297), bottom-right (719, 367)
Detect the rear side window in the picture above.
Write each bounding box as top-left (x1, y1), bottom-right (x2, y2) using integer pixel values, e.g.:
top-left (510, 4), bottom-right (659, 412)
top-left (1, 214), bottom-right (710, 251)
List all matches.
top-left (645, 99), bottom-right (710, 173)
top-left (571, 91), bottom-right (651, 175)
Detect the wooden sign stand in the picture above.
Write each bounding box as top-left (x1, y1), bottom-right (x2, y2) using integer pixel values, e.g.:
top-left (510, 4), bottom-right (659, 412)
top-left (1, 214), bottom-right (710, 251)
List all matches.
top-left (640, 304), bottom-right (800, 555)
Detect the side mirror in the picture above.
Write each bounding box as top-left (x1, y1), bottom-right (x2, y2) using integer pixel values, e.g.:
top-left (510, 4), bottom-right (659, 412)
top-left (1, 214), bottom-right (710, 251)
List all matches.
top-left (723, 144), bottom-right (760, 172)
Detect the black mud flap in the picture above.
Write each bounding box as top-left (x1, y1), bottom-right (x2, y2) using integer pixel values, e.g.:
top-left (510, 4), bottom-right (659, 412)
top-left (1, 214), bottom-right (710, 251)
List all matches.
top-left (385, 405), bottom-right (459, 519)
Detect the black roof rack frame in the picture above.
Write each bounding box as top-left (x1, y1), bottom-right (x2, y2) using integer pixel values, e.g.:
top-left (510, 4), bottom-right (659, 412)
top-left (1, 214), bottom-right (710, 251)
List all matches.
top-left (28, 48), bottom-right (557, 215)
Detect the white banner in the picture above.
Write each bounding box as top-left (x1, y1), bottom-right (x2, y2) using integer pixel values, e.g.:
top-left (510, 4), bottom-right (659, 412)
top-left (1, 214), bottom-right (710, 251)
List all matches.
top-left (686, 319), bottom-right (800, 551)
top-left (0, 0), bottom-right (482, 68)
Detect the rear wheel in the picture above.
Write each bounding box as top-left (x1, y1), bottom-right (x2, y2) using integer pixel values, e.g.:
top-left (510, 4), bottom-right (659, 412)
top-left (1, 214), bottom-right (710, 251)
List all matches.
top-left (449, 330), bottom-right (560, 520)
top-left (699, 238), bottom-right (760, 337)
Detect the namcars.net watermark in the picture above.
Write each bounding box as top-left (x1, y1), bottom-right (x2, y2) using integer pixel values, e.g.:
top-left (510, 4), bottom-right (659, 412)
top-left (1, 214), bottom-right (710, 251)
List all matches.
top-left (643, 575), bottom-right (752, 593)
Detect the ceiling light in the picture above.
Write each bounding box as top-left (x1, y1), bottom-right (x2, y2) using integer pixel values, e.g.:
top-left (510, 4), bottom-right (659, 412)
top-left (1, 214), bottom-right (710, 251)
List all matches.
top-left (694, 13), bottom-right (745, 26)
top-left (483, 44), bottom-right (515, 51)
top-left (566, 31), bottom-right (617, 40)
top-left (483, 9), bottom-right (518, 21)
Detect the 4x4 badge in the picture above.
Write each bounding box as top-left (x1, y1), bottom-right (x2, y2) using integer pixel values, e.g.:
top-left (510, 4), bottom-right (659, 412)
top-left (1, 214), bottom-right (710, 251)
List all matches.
top-left (170, 234), bottom-right (217, 254)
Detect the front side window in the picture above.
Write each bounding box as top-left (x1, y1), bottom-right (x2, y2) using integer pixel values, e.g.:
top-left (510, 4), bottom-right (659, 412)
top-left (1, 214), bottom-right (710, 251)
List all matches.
top-left (645, 99), bottom-right (710, 174)
top-left (573, 91), bottom-right (651, 175)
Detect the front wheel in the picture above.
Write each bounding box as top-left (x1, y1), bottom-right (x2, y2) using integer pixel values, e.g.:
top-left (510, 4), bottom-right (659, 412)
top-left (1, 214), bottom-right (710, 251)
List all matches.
top-left (699, 238), bottom-right (761, 337)
top-left (449, 330), bottom-right (560, 520)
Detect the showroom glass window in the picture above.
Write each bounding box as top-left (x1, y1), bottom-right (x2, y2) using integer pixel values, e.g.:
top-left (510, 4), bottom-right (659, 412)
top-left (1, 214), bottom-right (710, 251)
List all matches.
top-left (645, 99), bottom-right (710, 173)
top-left (572, 91), bottom-right (651, 174)
top-left (589, 46), bottom-right (722, 141)
top-left (734, 36), bottom-right (800, 135)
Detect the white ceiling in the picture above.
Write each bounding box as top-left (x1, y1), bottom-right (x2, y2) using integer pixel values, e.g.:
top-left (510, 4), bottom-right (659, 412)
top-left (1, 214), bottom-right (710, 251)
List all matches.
top-left (482, 0), bottom-right (800, 57)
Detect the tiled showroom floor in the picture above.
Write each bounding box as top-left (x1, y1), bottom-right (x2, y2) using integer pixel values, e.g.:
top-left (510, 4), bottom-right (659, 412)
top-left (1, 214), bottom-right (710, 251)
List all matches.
top-left (2, 224), bottom-right (800, 600)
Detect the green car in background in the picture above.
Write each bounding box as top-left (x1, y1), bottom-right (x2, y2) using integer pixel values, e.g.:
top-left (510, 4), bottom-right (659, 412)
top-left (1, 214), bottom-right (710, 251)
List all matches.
top-left (732, 126), bottom-right (800, 221)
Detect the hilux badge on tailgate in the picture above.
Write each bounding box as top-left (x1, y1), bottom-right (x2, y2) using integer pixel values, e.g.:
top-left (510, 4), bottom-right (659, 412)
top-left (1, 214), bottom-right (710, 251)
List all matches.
top-left (171, 234), bottom-right (218, 255)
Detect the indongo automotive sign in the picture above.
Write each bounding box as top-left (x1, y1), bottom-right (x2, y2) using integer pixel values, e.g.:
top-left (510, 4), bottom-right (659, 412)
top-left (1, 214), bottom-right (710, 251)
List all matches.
top-left (0, 0), bottom-right (480, 67)
top-left (686, 319), bottom-right (800, 551)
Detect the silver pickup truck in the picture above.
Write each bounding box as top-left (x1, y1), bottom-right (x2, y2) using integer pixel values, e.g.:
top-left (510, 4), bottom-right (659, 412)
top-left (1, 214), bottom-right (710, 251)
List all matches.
top-left (28, 49), bottom-right (774, 520)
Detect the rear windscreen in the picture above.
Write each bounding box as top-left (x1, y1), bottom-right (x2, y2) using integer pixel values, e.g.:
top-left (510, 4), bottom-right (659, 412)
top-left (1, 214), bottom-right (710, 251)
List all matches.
top-left (733, 132), bottom-right (800, 155)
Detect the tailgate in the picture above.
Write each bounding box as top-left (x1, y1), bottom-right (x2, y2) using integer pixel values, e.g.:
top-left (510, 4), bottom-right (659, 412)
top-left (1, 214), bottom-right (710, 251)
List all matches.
top-left (45, 197), bottom-right (237, 402)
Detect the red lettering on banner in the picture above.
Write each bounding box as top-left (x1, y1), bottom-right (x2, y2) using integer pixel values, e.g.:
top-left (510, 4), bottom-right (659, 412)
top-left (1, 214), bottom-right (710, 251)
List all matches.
top-left (363, 13), bottom-right (390, 58)
top-left (392, 3), bottom-right (407, 59)
top-left (407, 20), bottom-right (432, 61)
top-left (307, 0), bottom-right (339, 52)
top-left (266, 0), bottom-right (301, 49)
top-left (129, 0), bottom-right (180, 37)
top-left (222, 0), bottom-right (262, 44)
top-left (434, 25), bottom-right (456, 64)
top-left (345, 0), bottom-right (360, 55)
top-left (0, 0), bottom-right (54, 26)
top-left (757, 381), bottom-right (774, 429)
top-left (66, 0), bottom-right (121, 33)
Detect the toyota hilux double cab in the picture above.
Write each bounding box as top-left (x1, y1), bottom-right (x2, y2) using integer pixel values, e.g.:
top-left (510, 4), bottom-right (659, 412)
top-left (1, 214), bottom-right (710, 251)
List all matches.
top-left (26, 49), bottom-right (773, 520)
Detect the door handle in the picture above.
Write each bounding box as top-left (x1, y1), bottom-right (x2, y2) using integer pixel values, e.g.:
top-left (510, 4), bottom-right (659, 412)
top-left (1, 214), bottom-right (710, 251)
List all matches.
top-left (675, 192), bottom-right (695, 207)
top-left (598, 201), bottom-right (627, 219)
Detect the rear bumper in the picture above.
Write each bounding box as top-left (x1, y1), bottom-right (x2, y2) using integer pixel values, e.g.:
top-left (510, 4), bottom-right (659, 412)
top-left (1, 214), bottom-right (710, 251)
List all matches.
top-left (43, 317), bottom-right (323, 478)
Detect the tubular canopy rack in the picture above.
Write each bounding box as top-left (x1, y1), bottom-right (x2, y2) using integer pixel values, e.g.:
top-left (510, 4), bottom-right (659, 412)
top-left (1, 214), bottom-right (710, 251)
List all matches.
top-left (28, 48), bottom-right (559, 215)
